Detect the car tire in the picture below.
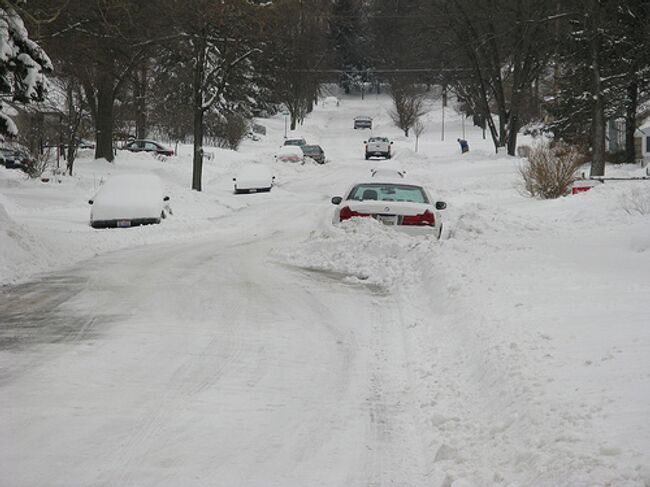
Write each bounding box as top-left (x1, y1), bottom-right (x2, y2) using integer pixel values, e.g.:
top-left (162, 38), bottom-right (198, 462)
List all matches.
top-left (365, 154), bottom-right (370, 160)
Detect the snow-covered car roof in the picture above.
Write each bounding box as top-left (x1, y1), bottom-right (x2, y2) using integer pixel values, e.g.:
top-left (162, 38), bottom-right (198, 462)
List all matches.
top-left (277, 145), bottom-right (304, 156)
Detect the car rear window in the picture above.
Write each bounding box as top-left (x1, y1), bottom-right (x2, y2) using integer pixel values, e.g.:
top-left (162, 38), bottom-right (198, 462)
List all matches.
top-left (368, 137), bottom-right (388, 142)
top-left (348, 184), bottom-right (429, 203)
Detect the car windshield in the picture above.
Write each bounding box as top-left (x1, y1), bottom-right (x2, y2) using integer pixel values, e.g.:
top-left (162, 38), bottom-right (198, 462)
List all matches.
top-left (368, 137), bottom-right (388, 143)
top-left (284, 139), bottom-right (305, 146)
top-left (348, 184), bottom-right (429, 203)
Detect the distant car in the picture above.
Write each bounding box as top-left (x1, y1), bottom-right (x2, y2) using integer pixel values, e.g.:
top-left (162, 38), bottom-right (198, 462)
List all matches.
top-left (364, 136), bottom-right (393, 159)
top-left (283, 136), bottom-right (307, 147)
top-left (354, 116), bottom-right (372, 129)
top-left (0, 147), bottom-right (31, 170)
top-left (78, 139), bottom-right (95, 149)
top-left (233, 164), bottom-right (275, 194)
top-left (123, 139), bottom-right (174, 156)
top-left (323, 96), bottom-right (340, 107)
top-left (275, 145), bottom-right (305, 163)
top-left (88, 174), bottom-right (171, 229)
top-left (330, 175), bottom-right (446, 238)
top-left (301, 144), bottom-right (326, 164)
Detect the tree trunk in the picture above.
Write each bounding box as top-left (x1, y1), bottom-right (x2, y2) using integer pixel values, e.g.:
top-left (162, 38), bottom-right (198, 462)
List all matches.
top-left (588, 4), bottom-right (606, 177)
top-left (134, 62), bottom-right (148, 140)
top-left (94, 71), bottom-right (115, 162)
top-left (624, 78), bottom-right (638, 164)
top-left (507, 88), bottom-right (523, 156)
top-left (192, 39), bottom-right (206, 192)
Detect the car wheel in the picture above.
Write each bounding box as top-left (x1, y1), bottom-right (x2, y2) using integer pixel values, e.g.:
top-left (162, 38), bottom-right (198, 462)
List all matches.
top-left (387, 154), bottom-right (392, 159)
top-left (365, 154), bottom-right (370, 160)
top-left (161, 211), bottom-right (167, 220)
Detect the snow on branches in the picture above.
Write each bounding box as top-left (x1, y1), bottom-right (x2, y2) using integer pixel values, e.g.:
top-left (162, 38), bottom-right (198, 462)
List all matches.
top-left (0, 4), bottom-right (53, 139)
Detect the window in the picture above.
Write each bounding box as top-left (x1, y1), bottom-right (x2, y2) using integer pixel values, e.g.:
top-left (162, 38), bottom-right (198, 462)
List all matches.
top-left (144, 142), bottom-right (158, 151)
top-left (646, 136), bottom-right (650, 153)
top-left (348, 184), bottom-right (429, 203)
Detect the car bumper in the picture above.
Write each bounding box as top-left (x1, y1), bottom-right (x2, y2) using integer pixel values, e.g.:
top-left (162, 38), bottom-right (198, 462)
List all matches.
top-left (90, 217), bottom-right (161, 229)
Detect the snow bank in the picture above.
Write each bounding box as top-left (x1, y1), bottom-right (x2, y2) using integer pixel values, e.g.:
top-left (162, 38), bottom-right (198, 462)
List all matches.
top-left (277, 218), bottom-right (441, 291)
top-left (0, 202), bottom-right (53, 284)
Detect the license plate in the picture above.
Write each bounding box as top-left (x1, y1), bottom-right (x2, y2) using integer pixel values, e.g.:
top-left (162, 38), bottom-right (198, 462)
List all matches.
top-left (249, 188), bottom-right (257, 193)
top-left (117, 220), bottom-right (131, 228)
top-left (376, 214), bottom-right (397, 225)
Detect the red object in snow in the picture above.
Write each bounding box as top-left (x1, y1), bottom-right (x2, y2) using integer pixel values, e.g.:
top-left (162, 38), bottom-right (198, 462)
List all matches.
top-left (571, 185), bottom-right (594, 195)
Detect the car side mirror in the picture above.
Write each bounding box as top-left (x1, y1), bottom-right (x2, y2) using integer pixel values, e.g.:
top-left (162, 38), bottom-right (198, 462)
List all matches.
top-left (88, 199), bottom-right (93, 205)
top-left (363, 141), bottom-right (367, 144)
top-left (435, 201), bottom-right (447, 210)
top-left (163, 196), bottom-right (170, 202)
top-left (331, 196), bottom-right (342, 205)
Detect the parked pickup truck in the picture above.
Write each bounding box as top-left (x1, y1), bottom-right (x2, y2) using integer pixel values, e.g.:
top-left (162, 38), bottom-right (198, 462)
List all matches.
top-left (364, 137), bottom-right (393, 159)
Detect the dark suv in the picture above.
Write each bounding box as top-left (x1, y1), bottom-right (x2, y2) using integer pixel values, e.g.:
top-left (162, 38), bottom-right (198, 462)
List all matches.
top-left (124, 139), bottom-right (174, 156)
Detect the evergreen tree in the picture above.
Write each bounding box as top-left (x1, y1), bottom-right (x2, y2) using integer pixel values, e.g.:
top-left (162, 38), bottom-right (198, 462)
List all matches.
top-left (0, 2), bottom-right (52, 139)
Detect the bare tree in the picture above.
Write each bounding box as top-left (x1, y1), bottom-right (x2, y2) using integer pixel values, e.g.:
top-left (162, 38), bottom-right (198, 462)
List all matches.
top-left (389, 81), bottom-right (427, 137)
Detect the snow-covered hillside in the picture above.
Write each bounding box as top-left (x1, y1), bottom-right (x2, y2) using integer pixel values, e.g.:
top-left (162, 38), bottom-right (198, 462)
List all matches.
top-left (1, 93), bottom-right (649, 486)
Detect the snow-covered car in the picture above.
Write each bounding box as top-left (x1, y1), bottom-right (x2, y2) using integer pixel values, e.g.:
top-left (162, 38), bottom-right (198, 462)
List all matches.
top-left (275, 145), bottom-right (305, 163)
top-left (233, 164), bottom-right (275, 194)
top-left (323, 96), bottom-right (340, 107)
top-left (283, 136), bottom-right (307, 147)
top-left (331, 176), bottom-right (447, 238)
top-left (301, 144), bottom-right (326, 164)
top-left (364, 136), bottom-right (393, 159)
top-left (88, 174), bottom-right (171, 229)
top-left (354, 116), bottom-right (372, 129)
top-left (123, 139), bottom-right (174, 156)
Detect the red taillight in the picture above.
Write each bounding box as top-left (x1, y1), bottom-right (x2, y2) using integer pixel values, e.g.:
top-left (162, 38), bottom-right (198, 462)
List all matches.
top-left (401, 210), bottom-right (435, 226)
top-left (339, 206), bottom-right (369, 222)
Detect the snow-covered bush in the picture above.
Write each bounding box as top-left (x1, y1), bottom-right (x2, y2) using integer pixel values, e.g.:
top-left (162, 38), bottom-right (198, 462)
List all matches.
top-left (520, 142), bottom-right (582, 199)
top-left (620, 185), bottom-right (650, 215)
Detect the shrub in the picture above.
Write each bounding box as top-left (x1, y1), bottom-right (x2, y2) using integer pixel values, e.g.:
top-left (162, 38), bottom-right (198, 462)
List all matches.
top-left (520, 142), bottom-right (582, 199)
top-left (23, 151), bottom-right (53, 179)
top-left (210, 114), bottom-right (250, 150)
top-left (620, 186), bottom-right (650, 215)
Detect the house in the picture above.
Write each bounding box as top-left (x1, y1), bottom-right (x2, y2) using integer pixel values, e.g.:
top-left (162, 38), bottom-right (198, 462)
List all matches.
top-left (635, 121), bottom-right (650, 163)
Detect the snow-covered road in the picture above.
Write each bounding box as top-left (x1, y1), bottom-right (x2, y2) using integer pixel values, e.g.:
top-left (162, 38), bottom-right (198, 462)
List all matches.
top-left (1, 92), bottom-right (649, 486)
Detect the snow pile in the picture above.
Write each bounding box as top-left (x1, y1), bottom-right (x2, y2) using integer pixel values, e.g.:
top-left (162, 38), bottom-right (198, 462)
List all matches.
top-left (278, 218), bottom-right (441, 291)
top-left (0, 202), bottom-right (52, 284)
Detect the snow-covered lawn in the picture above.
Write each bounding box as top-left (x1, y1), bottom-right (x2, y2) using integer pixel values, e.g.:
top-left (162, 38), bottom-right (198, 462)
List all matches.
top-left (1, 92), bottom-right (649, 485)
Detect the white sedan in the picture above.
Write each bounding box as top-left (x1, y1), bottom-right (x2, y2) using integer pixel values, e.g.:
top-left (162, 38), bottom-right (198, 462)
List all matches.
top-left (233, 164), bottom-right (275, 194)
top-left (331, 176), bottom-right (446, 238)
top-left (89, 174), bottom-right (171, 228)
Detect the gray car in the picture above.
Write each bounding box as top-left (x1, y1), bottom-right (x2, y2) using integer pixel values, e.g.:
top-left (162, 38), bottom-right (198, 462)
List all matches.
top-left (301, 144), bottom-right (326, 164)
